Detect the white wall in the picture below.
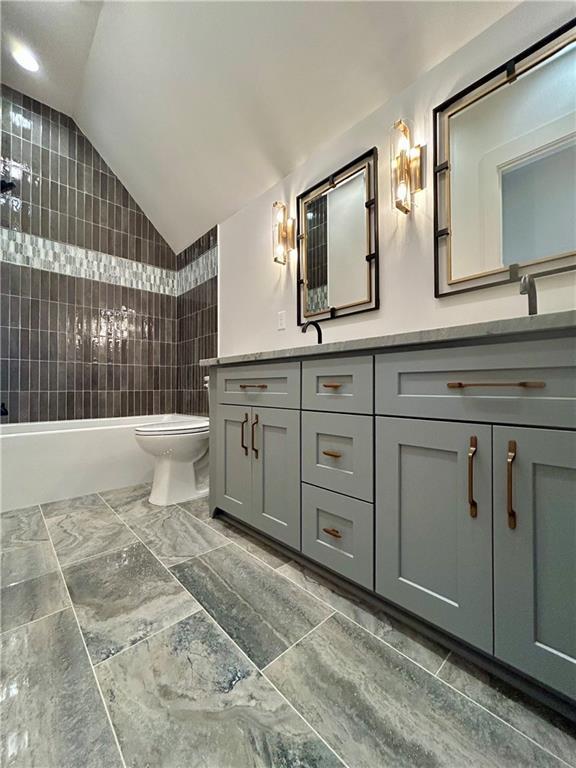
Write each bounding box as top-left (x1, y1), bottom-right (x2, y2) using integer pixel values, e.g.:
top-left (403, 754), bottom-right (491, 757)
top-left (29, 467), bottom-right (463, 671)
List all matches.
top-left (218, 3), bottom-right (576, 357)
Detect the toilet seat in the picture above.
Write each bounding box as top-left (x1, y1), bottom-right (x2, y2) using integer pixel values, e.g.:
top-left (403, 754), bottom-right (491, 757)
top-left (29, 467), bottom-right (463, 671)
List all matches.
top-left (135, 419), bottom-right (209, 437)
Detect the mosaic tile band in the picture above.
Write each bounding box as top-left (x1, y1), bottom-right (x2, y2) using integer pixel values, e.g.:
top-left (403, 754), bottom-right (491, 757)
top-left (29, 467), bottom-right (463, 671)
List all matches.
top-left (0, 229), bottom-right (217, 296)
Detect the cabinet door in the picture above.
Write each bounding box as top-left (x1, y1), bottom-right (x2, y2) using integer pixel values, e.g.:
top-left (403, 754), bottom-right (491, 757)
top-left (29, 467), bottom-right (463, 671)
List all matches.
top-left (376, 417), bottom-right (493, 652)
top-left (251, 407), bottom-right (300, 549)
top-left (493, 427), bottom-right (576, 699)
top-left (214, 405), bottom-right (253, 525)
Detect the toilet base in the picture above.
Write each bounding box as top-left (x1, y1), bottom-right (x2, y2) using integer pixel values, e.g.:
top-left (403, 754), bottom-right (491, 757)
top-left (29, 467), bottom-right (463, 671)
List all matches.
top-left (149, 452), bottom-right (209, 506)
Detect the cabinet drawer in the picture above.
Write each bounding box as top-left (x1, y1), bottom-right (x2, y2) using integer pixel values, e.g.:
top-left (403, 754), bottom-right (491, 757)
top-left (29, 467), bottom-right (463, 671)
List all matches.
top-left (376, 338), bottom-right (576, 428)
top-left (302, 412), bottom-right (373, 502)
top-left (302, 356), bottom-right (373, 414)
top-left (302, 484), bottom-right (374, 589)
top-left (216, 362), bottom-right (300, 408)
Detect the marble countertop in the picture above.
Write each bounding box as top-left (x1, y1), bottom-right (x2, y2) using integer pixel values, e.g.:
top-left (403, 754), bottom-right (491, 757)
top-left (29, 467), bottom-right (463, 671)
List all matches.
top-left (200, 310), bottom-right (576, 367)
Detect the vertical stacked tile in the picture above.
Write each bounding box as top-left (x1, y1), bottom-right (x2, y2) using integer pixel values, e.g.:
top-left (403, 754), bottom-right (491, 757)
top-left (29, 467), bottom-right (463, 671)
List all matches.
top-left (0, 85), bottom-right (178, 423)
top-left (176, 226), bottom-right (218, 416)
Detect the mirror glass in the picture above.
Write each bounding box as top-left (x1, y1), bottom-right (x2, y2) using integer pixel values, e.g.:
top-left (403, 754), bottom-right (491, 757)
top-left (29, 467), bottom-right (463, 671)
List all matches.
top-left (434, 27), bottom-right (576, 295)
top-left (298, 149), bottom-right (378, 323)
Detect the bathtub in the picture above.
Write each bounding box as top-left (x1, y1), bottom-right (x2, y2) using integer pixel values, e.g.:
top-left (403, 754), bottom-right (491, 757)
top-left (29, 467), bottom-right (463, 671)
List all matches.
top-left (0, 415), bottom-right (185, 511)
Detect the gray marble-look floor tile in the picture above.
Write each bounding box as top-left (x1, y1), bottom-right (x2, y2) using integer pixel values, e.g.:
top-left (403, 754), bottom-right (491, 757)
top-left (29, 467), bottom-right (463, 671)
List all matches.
top-left (97, 610), bottom-right (342, 768)
top-left (0, 608), bottom-right (123, 768)
top-left (104, 491), bottom-right (227, 567)
top-left (1, 570), bottom-right (70, 633)
top-left (439, 654), bottom-right (576, 767)
top-left (278, 561), bottom-right (448, 674)
top-left (1, 541), bottom-right (59, 587)
top-left (0, 505), bottom-right (47, 550)
top-left (266, 613), bottom-right (566, 768)
top-left (206, 515), bottom-right (291, 569)
top-left (178, 497), bottom-right (210, 521)
top-left (63, 541), bottom-right (201, 664)
top-left (171, 545), bottom-right (332, 669)
top-left (42, 494), bottom-right (137, 566)
top-left (99, 483), bottom-right (153, 516)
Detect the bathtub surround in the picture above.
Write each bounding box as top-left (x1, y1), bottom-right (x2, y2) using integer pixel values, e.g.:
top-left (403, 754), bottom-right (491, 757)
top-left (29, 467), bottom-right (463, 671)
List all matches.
top-left (1, 86), bottom-right (218, 423)
top-left (0, 85), bottom-right (174, 269)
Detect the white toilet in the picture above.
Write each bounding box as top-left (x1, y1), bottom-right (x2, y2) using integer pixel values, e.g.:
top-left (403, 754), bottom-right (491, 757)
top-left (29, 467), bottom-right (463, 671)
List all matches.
top-left (135, 415), bottom-right (209, 506)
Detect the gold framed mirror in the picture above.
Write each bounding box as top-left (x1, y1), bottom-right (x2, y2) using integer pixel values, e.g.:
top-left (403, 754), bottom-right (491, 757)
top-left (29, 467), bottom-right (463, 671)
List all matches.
top-left (433, 20), bottom-right (576, 297)
top-left (296, 148), bottom-right (379, 324)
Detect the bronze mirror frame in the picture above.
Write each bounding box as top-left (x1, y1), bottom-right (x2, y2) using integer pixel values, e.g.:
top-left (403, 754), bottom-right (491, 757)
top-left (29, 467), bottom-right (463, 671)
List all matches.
top-left (296, 147), bottom-right (379, 325)
top-left (433, 19), bottom-right (576, 297)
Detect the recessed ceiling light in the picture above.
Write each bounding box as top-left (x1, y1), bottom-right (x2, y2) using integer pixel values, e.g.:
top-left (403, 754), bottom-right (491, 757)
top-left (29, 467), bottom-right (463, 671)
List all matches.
top-left (12, 44), bottom-right (40, 73)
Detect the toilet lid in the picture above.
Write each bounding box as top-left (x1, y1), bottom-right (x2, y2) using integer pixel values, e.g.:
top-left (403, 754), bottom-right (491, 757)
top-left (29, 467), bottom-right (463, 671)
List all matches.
top-left (135, 419), bottom-right (209, 436)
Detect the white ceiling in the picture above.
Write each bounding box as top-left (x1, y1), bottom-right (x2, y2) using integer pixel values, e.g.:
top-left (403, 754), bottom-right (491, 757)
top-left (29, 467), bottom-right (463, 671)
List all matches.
top-left (1, 1), bottom-right (519, 253)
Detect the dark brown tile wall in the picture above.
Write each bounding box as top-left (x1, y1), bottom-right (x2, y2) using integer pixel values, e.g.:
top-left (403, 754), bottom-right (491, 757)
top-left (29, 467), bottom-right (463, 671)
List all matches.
top-left (0, 261), bottom-right (177, 423)
top-left (177, 275), bottom-right (217, 417)
top-left (176, 226), bottom-right (217, 271)
top-left (1, 85), bottom-right (175, 270)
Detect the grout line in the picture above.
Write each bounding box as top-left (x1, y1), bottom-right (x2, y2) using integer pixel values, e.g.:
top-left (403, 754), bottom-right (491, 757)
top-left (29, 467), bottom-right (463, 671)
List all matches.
top-left (260, 612), bottom-right (336, 673)
top-left (94, 607), bottom-right (202, 668)
top-left (264, 562), bottom-right (574, 767)
top-left (0, 605), bottom-right (70, 637)
top-left (198, 608), bottom-right (350, 768)
top-left (167, 542), bottom-right (230, 570)
top-left (37, 504), bottom-right (128, 768)
top-left (434, 650), bottom-right (451, 678)
top-left (54, 540), bottom-right (139, 571)
top-left (37, 491), bottom-right (573, 768)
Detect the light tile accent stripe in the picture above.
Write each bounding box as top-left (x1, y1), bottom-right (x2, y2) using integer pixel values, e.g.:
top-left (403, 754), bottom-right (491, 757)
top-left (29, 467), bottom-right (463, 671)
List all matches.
top-left (0, 229), bottom-right (217, 296)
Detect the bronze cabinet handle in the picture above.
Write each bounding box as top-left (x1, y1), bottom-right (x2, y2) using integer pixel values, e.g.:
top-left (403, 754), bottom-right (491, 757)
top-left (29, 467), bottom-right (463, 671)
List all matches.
top-left (240, 413), bottom-right (249, 456)
top-left (507, 440), bottom-right (517, 530)
top-left (322, 382), bottom-right (342, 390)
top-left (251, 414), bottom-right (259, 459)
top-left (322, 527), bottom-right (342, 539)
top-left (447, 381), bottom-right (545, 389)
top-left (322, 449), bottom-right (342, 459)
top-left (239, 383), bottom-right (268, 389)
top-left (467, 436), bottom-right (478, 518)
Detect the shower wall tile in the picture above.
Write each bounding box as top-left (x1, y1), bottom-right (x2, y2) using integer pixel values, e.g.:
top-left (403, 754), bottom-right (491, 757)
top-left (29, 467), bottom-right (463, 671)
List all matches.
top-left (176, 231), bottom-right (218, 418)
top-left (0, 261), bottom-right (178, 424)
top-left (0, 87), bottom-right (218, 424)
top-left (0, 85), bottom-right (175, 271)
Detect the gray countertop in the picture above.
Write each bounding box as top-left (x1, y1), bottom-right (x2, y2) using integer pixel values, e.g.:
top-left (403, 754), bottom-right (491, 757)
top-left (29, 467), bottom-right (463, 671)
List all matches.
top-left (200, 310), bottom-right (576, 367)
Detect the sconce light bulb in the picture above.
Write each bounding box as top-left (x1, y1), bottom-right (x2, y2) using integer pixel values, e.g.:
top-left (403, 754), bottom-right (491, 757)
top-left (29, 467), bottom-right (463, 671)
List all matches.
top-left (275, 244), bottom-right (285, 258)
top-left (397, 181), bottom-right (408, 202)
top-left (276, 210), bottom-right (285, 224)
top-left (398, 136), bottom-right (410, 153)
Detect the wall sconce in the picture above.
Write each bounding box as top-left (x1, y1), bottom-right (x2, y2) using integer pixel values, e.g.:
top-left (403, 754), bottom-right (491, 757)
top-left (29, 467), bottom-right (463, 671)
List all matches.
top-left (272, 201), bottom-right (295, 264)
top-left (390, 120), bottom-right (424, 214)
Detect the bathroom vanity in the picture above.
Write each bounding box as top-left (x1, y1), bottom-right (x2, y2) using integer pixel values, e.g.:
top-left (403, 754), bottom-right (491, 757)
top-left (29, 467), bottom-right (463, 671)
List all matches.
top-left (204, 311), bottom-right (576, 705)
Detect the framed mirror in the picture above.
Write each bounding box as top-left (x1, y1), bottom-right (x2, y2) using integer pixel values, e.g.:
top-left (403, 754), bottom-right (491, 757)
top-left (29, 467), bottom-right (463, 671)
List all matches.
top-left (297, 148), bottom-right (379, 324)
top-left (434, 20), bottom-right (576, 296)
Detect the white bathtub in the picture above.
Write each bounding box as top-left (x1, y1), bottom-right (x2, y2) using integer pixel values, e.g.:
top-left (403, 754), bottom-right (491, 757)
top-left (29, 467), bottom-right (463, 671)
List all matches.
top-left (0, 414), bottom-right (189, 511)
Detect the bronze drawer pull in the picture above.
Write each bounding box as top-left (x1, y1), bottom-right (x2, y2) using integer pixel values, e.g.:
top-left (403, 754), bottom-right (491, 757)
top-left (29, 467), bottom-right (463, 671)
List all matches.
top-left (447, 381), bottom-right (545, 389)
top-left (467, 436), bottom-right (478, 518)
top-left (251, 414), bottom-right (259, 459)
top-left (322, 449), bottom-right (342, 459)
top-left (322, 382), bottom-right (342, 390)
top-left (322, 527), bottom-right (342, 539)
top-left (239, 383), bottom-right (268, 389)
top-left (507, 440), bottom-right (517, 530)
top-left (240, 413), bottom-right (249, 456)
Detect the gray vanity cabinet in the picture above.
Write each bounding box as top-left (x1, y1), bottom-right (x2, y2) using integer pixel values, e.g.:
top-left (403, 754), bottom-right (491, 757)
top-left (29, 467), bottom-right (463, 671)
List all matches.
top-left (214, 405), bottom-right (300, 548)
top-left (214, 405), bottom-right (253, 525)
top-left (376, 417), bottom-right (493, 652)
top-left (493, 427), bottom-right (576, 700)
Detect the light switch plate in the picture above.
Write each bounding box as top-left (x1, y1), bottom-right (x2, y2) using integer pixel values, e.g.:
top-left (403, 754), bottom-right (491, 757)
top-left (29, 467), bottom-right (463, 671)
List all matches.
top-left (277, 310), bottom-right (286, 330)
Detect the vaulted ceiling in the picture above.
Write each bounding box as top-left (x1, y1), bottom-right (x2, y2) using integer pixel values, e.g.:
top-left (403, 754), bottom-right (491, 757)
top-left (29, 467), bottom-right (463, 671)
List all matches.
top-left (1, 1), bottom-right (518, 253)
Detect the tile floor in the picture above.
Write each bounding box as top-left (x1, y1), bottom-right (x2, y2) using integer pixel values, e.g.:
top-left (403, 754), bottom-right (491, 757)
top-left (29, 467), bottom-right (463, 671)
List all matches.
top-left (1, 485), bottom-right (575, 768)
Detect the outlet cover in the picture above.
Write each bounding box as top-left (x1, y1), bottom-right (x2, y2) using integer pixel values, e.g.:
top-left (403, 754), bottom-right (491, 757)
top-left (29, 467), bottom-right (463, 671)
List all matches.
top-left (277, 310), bottom-right (286, 330)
